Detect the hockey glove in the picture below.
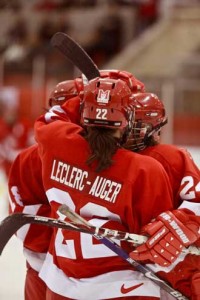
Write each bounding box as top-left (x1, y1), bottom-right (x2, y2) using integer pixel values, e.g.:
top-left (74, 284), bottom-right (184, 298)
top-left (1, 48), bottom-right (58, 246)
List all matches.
top-left (130, 209), bottom-right (200, 266)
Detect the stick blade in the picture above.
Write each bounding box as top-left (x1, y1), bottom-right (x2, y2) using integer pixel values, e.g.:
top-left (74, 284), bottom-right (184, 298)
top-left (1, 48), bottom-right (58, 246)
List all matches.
top-left (0, 214), bottom-right (29, 255)
top-left (51, 32), bottom-right (100, 80)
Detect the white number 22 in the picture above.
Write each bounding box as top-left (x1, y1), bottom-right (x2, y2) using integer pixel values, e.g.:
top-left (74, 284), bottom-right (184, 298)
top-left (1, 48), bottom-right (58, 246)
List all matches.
top-left (96, 108), bottom-right (107, 119)
top-left (46, 188), bottom-right (121, 259)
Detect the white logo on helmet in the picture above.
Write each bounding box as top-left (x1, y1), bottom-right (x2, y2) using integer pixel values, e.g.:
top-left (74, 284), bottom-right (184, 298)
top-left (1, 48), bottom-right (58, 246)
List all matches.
top-left (97, 89), bottom-right (110, 104)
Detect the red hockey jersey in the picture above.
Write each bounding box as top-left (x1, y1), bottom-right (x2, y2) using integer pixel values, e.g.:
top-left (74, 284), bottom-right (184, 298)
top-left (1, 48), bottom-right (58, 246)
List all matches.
top-left (140, 145), bottom-right (200, 211)
top-left (32, 103), bottom-right (174, 299)
top-left (140, 144), bottom-right (200, 298)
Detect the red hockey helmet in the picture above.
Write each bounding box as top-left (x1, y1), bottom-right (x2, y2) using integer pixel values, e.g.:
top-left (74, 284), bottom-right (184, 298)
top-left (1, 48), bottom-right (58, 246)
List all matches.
top-left (81, 77), bottom-right (134, 132)
top-left (49, 78), bottom-right (84, 107)
top-left (49, 70), bottom-right (144, 108)
top-left (127, 93), bottom-right (168, 151)
top-left (99, 69), bottom-right (145, 93)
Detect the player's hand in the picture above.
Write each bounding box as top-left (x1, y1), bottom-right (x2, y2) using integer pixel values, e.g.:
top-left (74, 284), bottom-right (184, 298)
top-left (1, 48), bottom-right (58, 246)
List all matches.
top-left (130, 209), bottom-right (200, 266)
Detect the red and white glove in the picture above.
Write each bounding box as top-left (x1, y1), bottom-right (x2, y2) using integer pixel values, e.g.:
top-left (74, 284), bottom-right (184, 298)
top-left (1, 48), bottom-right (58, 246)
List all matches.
top-left (130, 209), bottom-right (200, 267)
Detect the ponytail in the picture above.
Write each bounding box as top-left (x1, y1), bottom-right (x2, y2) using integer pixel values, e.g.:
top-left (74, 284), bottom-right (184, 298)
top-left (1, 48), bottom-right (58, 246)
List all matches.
top-left (85, 127), bottom-right (120, 172)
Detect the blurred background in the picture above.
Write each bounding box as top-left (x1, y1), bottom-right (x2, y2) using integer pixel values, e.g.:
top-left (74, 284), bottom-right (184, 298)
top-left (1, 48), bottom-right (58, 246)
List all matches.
top-left (0, 0), bottom-right (200, 176)
top-left (0, 0), bottom-right (200, 299)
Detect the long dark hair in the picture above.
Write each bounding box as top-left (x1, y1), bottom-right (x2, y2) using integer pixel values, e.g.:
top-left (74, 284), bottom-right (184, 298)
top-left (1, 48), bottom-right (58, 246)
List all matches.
top-left (85, 127), bottom-right (120, 172)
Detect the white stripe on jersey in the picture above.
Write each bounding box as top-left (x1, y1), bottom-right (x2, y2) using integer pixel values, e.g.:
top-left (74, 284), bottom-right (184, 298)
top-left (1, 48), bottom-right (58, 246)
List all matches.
top-left (23, 248), bottom-right (46, 272)
top-left (39, 253), bottom-right (161, 299)
top-left (179, 200), bottom-right (200, 216)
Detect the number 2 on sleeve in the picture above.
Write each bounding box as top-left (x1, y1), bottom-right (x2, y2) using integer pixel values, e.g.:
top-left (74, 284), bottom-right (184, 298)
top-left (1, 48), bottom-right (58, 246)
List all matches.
top-left (180, 176), bottom-right (200, 200)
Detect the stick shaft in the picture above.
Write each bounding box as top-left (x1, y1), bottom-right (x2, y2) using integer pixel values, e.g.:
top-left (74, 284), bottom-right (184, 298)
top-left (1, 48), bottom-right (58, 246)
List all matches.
top-left (0, 212), bottom-right (146, 255)
top-left (59, 205), bottom-right (189, 300)
top-left (1, 211), bottom-right (199, 258)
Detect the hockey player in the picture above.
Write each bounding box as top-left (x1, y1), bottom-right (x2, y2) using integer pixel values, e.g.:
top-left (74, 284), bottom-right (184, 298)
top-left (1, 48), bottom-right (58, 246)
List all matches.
top-left (8, 78), bottom-right (85, 300)
top-left (32, 77), bottom-right (174, 299)
top-left (8, 72), bottom-right (145, 300)
top-left (8, 143), bottom-right (51, 299)
top-left (8, 71), bottom-right (200, 299)
top-left (8, 70), bottom-right (145, 299)
top-left (44, 84), bottom-right (200, 299)
top-left (126, 92), bottom-right (200, 299)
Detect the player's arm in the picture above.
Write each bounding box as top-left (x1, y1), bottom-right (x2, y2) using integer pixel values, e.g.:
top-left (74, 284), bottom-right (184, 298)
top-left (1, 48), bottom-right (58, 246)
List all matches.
top-left (177, 161), bottom-right (200, 217)
top-left (41, 96), bottom-right (81, 125)
top-left (8, 145), bottom-right (49, 210)
top-left (8, 145), bottom-right (52, 252)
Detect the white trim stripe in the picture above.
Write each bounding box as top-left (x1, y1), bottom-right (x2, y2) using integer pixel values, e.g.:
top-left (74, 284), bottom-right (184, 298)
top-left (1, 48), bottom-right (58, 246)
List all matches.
top-left (39, 253), bottom-right (160, 299)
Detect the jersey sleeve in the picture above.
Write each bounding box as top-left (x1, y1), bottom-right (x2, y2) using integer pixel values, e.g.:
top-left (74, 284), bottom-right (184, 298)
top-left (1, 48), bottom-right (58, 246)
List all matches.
top-left (61, 96), bottom-right (81, 124)
top-left (141, 145), bottom-right (200, 213)
top-left (8, 144), bottom-right (52, 253)
top-left (176, 148), bottom-right (200, 217)
top-left (34, 98), bottom-right (83, 161)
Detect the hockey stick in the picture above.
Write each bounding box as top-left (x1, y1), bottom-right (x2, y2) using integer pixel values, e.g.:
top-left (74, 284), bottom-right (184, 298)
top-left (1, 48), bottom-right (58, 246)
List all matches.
top-left (0, 212), bottom-right (149, 255)
top-left (51, 32), bottom-right (100, 80)
top-left (1, 212), bottom-right (198, 258)
top-left (59, 204), bottom-right (189, 300)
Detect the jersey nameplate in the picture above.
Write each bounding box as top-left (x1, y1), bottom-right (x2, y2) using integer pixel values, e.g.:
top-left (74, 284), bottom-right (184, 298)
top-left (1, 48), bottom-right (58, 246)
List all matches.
top-left (50, 159), bottom-right (122, 203)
